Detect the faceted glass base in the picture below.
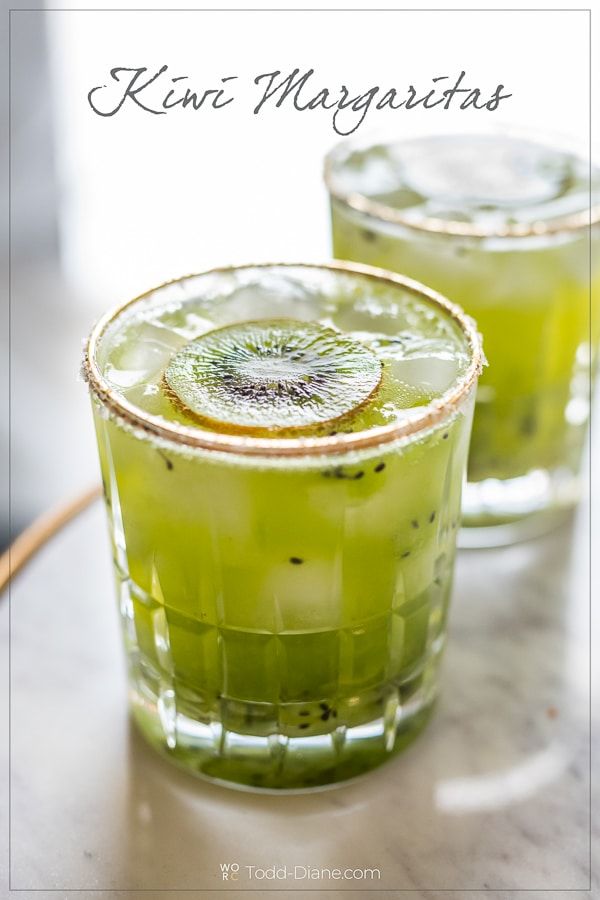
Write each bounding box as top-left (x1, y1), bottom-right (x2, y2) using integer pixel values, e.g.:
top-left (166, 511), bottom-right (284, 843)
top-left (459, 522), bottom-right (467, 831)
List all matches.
top-left (460, 466), bottom-right (580, 548)
top-left (129, 677), bottom-right (437, 792)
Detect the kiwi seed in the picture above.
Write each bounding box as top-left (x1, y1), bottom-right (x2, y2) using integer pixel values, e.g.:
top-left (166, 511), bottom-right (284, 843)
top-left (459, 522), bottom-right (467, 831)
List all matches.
top-left (323, 465), bottom-right (365, 481)
top-left (157, 450), bottom-right (173, 470)
top-left (520, 413), bottom-right (537, 437)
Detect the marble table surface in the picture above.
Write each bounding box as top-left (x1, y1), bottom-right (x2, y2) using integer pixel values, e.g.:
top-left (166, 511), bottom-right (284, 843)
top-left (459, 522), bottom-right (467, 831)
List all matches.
top-left (1, 477), bottom-right (598, 898)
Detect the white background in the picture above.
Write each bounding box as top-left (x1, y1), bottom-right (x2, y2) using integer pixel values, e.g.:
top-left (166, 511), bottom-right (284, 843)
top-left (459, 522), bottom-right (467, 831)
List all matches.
top-left (46, 7), bottom-right (591, 305)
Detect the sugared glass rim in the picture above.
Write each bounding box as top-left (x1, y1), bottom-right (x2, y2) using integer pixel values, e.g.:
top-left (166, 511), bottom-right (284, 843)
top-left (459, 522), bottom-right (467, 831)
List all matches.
top-left (83, 261), bottom-right (483, 458)
top-left (324, 132), bottom-right (600, 239)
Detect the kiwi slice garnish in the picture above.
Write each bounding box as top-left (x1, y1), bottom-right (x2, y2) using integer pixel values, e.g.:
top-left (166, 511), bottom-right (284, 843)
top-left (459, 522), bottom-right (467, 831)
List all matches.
top-left (164, 319), bottom-right (382, 435)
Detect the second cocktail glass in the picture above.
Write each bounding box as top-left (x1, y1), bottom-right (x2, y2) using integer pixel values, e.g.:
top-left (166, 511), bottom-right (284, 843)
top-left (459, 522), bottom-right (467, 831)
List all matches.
top-left (326, 133), bottom-right (600, 545)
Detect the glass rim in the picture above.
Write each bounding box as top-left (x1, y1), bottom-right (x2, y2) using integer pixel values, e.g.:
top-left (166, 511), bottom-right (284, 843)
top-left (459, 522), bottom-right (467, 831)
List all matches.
top-left (324, 133), bottom-right (600, 240)
top-left (83, 261), bottom-right (483, 459)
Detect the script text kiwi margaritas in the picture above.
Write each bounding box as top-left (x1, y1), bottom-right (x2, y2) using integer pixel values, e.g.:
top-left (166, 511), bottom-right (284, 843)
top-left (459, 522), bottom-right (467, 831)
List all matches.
top-left (87, 66), bottom-right (512, 134)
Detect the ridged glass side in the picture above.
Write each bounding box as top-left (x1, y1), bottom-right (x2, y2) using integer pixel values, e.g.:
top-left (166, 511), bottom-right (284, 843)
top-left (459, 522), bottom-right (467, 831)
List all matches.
top-left (93, 392), bottom-right (474, 791)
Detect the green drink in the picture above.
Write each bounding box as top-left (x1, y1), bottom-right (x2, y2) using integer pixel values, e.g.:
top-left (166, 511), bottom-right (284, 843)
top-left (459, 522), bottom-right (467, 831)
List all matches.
top-left (326, 134), bottom-right (600, 545)
top-left (84, 263), bottom-right (482, 790)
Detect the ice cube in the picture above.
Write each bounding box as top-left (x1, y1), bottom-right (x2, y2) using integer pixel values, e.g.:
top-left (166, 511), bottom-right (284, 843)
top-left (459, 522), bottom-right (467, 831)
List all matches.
top-left (107, 321), bottom-right (187, 388)
top-left (263, 560), bottom-right (342, 632)
top-left (402, 137), bottom-right (567, 209)
top-left (212, 273), bottom-right (321, 324)
top-left (388, 356), bottom-right (461, 395)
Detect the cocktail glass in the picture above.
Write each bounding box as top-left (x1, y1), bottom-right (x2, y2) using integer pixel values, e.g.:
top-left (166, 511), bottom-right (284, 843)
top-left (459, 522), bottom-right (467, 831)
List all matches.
top-left (325, 134), bottom-right (600, 546)
top-left (83, 262), bottom-right (482, 790)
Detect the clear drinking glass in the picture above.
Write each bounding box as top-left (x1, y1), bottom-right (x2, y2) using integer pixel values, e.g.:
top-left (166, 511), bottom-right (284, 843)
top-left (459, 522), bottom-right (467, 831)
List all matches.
top-left (83, 262), bottom-right (482, 791)
top-left (325, 133), bottom-right (600, 546)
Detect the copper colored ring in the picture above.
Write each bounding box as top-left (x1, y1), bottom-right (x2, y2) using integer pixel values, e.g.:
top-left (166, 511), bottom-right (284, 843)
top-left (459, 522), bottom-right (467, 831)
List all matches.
top-left (324, 142), bottom-right (600, 240)
top-left (82, 261), bottom-right (483, 458)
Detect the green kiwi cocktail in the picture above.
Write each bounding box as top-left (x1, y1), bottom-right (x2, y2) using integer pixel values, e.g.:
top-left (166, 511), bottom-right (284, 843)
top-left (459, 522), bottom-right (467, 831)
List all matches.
top-left (326, 135), bottom-right (600, 545)
top-left (84, 262), bottom-right (482, 791)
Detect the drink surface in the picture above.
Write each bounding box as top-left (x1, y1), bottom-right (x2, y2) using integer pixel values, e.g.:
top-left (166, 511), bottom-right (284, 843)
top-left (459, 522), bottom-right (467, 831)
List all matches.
top-left (328, 134), bottom-right (596, 232)
top-left (98, 266), bottom-right (470, 439)
top-left (90, 265), bottom-right (476, 789)
top-left (328, 136), bottom-right (600, 533)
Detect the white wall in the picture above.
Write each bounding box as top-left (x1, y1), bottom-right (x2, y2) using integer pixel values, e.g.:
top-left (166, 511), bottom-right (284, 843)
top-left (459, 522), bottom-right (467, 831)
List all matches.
top-left (46, 6), bottom-right (592, 309)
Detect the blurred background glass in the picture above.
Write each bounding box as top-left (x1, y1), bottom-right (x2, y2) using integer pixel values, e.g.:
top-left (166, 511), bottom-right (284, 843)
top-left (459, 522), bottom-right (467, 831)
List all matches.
top-left (4, 4), bottom-right (594, 547)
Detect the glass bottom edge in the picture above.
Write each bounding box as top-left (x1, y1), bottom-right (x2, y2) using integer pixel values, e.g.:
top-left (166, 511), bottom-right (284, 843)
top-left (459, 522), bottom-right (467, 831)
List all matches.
top-left (459, 466), bottom-right (580, 548)
top-left (129, 685), bottom-right (437, 793)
